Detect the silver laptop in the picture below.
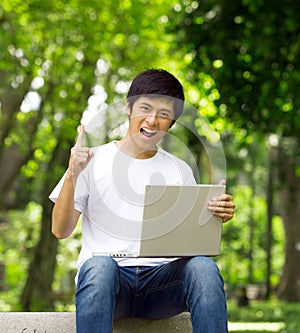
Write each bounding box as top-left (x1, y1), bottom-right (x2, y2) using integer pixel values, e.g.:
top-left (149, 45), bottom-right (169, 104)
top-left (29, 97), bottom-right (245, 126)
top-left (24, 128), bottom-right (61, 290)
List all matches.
top-left (94, 184), bottom-right (225, 258)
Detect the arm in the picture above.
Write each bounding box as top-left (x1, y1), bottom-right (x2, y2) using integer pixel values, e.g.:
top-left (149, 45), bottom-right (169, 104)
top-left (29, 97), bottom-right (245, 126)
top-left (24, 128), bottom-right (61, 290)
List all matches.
top-left (52, 125), bottom-right (93, 239)
top-left (51, 171), bottom-right (81, 239)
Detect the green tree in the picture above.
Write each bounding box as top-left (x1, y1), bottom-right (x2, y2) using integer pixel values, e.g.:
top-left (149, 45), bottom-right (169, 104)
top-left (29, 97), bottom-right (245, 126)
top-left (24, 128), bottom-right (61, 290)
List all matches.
top-left (171, 0), bottom-right (300, 301)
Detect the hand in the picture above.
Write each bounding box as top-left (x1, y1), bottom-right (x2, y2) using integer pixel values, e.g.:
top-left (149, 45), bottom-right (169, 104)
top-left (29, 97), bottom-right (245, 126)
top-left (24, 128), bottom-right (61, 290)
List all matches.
top-left (68, 125), bottom-right (93, 180)
top-left (208, 180), bottom-right (235, 223)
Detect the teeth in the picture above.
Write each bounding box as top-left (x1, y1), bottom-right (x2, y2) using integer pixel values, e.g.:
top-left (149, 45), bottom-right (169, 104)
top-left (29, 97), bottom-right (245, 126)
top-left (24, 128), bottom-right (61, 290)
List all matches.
top-left (142, 128), bottom-right (157, 134)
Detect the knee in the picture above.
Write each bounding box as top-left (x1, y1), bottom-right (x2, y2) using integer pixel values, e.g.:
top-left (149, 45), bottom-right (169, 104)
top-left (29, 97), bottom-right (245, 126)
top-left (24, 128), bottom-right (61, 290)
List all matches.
top-left (184, 256), bottom-right (223, 288)
top-left (77, 256), bottom-right (119, 288)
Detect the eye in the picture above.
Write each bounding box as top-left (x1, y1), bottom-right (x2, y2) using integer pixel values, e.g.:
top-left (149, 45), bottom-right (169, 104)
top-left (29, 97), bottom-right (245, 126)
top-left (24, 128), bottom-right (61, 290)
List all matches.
top-left (159, 111), bottom-right (171, 118)
top-left (140, 106), bottom-right (150, 112)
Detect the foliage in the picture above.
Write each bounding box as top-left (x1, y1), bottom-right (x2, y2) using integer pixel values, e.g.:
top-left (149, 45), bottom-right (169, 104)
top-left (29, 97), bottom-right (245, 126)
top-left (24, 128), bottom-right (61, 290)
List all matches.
top-left (0, 202), bottom-right (42, 310)
top-left (0, 0), bottom-right (181, 208)
top-left (227, 300), bottom-right (300, 333)
top-left (218, 185), bottom-right (285, 291)
top-left (0, 0), bottom-right (294, 308)
top-left (168, 0), bottom-right (300, 136)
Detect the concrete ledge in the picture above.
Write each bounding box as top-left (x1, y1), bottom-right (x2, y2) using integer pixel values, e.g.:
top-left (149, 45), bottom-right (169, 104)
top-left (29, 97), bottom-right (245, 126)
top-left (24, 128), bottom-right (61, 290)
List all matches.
top-left (0, 312), bottom-right (192, 333)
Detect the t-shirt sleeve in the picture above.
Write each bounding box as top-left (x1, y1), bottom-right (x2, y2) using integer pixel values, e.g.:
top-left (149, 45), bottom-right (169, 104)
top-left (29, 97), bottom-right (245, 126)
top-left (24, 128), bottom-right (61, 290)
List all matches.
top-left (173, 155), bottom-right (197, 185)
top-left (183, 163), bottom-right (197, 185)
top-left (49, 172), bottom-right (67, 203)
top-left (48, 170), bottom-right (89, 213)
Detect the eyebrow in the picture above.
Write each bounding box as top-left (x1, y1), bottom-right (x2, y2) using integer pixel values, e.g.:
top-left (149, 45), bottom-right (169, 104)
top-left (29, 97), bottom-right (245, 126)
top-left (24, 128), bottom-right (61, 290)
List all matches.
top-left (140, 102), bottom-right (152, 108)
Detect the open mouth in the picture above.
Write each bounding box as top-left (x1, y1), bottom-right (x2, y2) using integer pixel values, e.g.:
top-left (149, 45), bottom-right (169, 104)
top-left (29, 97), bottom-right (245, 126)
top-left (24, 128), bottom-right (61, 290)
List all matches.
top-left (140, 127), bottom-right (157, 138)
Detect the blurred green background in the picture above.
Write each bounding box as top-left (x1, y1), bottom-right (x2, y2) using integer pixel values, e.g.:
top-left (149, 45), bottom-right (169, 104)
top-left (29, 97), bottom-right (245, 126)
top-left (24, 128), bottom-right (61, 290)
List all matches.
top-left (0, 0), bottom-right (299, 331)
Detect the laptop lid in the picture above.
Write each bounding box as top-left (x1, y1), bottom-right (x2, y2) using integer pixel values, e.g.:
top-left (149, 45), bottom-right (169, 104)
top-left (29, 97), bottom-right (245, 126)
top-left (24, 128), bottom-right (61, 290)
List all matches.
top-left (138, 184), bottom-right (225, 257)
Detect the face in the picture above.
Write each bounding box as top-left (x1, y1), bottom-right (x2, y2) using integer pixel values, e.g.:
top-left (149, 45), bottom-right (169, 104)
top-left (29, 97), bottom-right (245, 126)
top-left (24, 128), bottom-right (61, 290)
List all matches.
top-left (124, 96), bottom-right (175, 156)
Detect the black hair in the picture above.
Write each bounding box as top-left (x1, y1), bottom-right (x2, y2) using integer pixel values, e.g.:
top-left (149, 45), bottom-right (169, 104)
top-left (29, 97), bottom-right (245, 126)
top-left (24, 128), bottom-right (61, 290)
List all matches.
top-left (126, 69), bottom-right (185, 122)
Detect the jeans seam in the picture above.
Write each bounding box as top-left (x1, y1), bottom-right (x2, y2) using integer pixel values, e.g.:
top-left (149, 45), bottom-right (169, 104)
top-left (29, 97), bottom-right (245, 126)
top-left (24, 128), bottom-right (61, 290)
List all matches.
top-left (142, 280), bottom-right (185, 295)
top-left (131, 267), bottom-right (141, 316)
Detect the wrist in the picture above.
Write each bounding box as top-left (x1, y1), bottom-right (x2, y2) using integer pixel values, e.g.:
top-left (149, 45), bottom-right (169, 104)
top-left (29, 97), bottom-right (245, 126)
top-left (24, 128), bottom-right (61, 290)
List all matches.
top-left (65, 169), bottom-right (78, 184)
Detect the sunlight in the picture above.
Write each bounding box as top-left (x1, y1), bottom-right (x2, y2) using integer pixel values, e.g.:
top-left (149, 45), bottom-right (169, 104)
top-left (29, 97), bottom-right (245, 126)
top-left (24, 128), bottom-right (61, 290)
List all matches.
top-left (20, 91), bottom-right (41, 113)
top-left (228, 321), bottom-right (286, 332)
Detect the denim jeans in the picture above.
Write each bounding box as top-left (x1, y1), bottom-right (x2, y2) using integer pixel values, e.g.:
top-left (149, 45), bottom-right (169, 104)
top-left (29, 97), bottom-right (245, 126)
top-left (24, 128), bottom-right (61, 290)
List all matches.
top-left (76, 256), bottom-right (228, 333)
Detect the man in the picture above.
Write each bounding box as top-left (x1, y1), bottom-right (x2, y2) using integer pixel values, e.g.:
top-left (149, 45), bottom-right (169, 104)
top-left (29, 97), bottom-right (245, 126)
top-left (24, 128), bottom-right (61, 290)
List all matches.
top-left (50, 69), bottom-right (235, 332)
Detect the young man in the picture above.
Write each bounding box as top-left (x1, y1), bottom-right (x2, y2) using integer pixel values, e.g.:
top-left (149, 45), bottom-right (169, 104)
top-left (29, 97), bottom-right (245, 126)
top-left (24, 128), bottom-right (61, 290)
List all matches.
top-left (50, 69), bottom-right (235, 332)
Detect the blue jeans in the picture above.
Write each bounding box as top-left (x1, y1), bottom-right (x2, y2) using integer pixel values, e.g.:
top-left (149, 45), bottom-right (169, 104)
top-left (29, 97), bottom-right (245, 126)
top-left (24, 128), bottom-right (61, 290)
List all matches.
top-left (76, 256), bottom-right (228, 333)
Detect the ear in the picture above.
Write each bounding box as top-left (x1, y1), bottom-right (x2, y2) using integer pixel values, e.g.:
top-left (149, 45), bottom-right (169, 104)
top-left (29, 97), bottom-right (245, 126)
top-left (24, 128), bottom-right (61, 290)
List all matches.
top-left (126, 100), bottom-right (131, 116)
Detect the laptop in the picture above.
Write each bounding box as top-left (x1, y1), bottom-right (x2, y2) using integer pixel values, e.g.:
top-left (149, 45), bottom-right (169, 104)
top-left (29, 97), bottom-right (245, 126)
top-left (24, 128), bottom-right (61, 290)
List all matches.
top-left (94, 184), bottom-right (225, 258)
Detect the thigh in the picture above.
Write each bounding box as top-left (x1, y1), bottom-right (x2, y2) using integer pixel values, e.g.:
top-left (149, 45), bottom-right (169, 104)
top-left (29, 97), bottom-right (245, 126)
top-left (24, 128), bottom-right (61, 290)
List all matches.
top-left (76, 256), bottom-right (121, 332)
top-left (76, 255), bottom-right (119, 291)
top-left (76, 257), bottom-right (139, 320)
top-left (134, 256), bottom-right (223, 320)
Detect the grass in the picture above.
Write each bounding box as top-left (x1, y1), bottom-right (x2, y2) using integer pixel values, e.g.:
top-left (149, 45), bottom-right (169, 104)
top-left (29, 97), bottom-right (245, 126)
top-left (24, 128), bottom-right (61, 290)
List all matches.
top-left (227, 300), bottom-right (300, 333)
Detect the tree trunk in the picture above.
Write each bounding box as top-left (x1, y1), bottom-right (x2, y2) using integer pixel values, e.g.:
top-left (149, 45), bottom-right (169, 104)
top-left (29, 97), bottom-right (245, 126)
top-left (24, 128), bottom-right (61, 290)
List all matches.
top-left (247, 151), bottom-right (257, 285)
top-left (265, 145), bottom-right (276, 299)
top-left (20, 139), bottom-right (71, 310)
top-left (20, 200), bottom-right (58, 311)
top-left (277, 138), bottom-right (300, 301)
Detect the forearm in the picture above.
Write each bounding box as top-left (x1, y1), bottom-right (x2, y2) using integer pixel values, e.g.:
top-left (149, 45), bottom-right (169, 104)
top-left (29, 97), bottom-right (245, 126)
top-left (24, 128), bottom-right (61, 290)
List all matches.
top-left (52, 170), bottom-right (80, 239)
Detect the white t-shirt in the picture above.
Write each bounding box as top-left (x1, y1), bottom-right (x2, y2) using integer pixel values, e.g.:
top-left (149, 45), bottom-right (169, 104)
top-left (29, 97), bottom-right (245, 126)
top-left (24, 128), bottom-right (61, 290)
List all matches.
top-left (49, 141), bottom-right (196, 275)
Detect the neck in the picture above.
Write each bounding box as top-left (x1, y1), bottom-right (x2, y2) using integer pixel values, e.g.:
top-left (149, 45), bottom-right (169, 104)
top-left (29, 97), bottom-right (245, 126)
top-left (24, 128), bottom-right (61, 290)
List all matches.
top-left (116, 136), bottom-right (157, 159)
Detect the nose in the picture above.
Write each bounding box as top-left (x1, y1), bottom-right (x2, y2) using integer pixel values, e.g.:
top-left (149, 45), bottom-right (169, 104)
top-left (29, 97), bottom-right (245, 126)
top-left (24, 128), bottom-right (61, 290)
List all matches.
top-left (146, 113), bottom-right (158, 126)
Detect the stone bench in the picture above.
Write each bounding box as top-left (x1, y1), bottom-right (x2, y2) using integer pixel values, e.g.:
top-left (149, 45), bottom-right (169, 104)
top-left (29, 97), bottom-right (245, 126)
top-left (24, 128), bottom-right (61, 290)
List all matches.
top-left (0, 312), bottom-right (192, 332)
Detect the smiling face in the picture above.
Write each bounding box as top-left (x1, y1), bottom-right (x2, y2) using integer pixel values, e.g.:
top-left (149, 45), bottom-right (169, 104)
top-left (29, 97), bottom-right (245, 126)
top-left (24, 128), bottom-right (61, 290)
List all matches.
top-left (119, 96), bottom-right (175, 159)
